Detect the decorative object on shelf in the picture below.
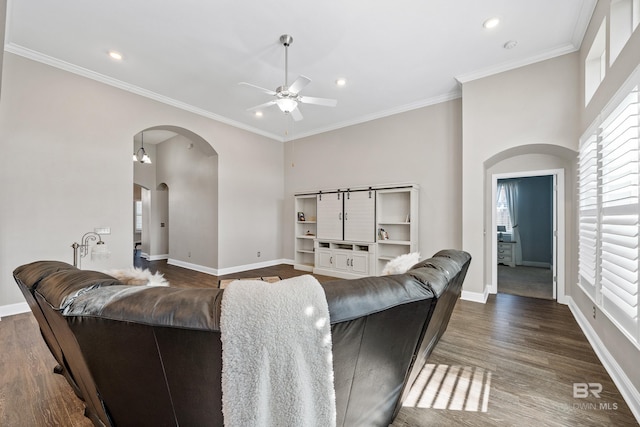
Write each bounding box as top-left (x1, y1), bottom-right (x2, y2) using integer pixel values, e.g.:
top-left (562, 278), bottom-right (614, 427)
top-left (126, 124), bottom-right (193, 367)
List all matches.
top-left (132, 131), bottom-right (152, 164)
top-left (305, 230), bottom-right (315, 236)
top-left (298, 211), bottom-right (306, 221)
top-left (105, 267), bottom-right (169, 286)
top-left (378, 228), bottom-right (389, 240)
top-left (71, 231), bottom-right (110, 267)
top-left (381, 252), bottom-right (421, 275)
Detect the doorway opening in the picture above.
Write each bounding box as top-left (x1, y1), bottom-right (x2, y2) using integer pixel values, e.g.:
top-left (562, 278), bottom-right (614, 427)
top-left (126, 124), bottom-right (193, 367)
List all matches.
top-left (491, 169), bottom-right (565, 302)
top-left (132, 126), bottom-right (219, 271)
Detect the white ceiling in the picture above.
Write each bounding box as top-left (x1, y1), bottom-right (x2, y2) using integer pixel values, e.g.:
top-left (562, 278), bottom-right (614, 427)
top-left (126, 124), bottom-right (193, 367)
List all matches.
top-left (4, 0), bottom-right (596, 141)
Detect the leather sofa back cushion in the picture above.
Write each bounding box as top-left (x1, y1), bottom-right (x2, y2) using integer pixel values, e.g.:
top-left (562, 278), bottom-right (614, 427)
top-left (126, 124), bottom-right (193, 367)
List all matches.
top-left (36, 270), bottom-right (123, 310)
top-left (13, 260), bottom-right (78, 291)
top-left (64, 286), bottom-right (224, 331)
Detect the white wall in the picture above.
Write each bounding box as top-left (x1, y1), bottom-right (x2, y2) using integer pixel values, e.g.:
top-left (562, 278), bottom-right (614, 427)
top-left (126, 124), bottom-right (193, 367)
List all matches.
top-left (283, 99), bottom-right (463, 261)
top-left (0, 0), bottom-right (6, 99)
top-left (156, 134), bottom-right (218, 268)
top-left (0, 53), bottom-right (284, 307)
top-left (461, 53), bottom-right (579, 298)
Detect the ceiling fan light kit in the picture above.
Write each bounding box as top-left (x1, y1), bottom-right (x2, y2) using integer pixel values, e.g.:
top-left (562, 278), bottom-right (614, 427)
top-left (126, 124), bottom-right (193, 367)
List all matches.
top-left (276, 98), bottom-right (298, 113)
top-left (240, 34), bottom-right (337, 121)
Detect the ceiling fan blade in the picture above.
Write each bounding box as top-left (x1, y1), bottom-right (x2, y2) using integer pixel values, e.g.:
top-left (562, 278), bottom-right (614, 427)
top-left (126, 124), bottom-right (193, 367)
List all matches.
top-left (299, 96), bottom-right (337, 107)
top-left (247, 100), bottom-right (276, 111)
top-left (238, 82), bottom-right (277, 96)
top-left (290, 107), bottom-right (303, 121)
top-left (288, 75), bottom-right (311, 94)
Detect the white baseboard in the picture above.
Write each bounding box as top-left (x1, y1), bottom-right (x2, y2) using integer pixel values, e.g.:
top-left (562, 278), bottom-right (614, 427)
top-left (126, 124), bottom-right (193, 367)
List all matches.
top-left (148, 254), bottom-right (169, 261)
top-left (166, 258), bottom-right (291, 277)
top-left (568, 297), bottom-right (640, 424)
top-left (0, 302), bottom-right (30, 319)
top-left (167, 258), bottom-right (219, 276)
top-left (294, 264), bottom-right (314, 273)
top-left (461, 285), bottom-right (489, 304)
top-left (521, 261), bottom-right (551, 268)
top-left (312, 267), bottom-right (361, 280)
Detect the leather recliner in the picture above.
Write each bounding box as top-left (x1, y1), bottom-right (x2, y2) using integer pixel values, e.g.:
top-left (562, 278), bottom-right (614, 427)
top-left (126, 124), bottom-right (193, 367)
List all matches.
top-left (13, 261), bottom-right (123, 427)
top-left (15, 249), bottom-right (471, 427)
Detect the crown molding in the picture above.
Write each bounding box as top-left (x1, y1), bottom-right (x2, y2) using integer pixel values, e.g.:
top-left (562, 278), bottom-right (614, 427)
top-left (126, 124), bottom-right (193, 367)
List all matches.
top-left (4, 43), bottom-right (283, 141)
top-left (455, 42), bottom-right (579, 85)
top-left (290, 90), bottom-right (462, 140)
top-left (571, 0), bottom-right (598, 49)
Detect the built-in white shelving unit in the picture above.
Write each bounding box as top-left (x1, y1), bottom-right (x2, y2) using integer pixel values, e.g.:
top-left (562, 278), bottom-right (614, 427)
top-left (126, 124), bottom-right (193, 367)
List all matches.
top-left (294, 194), bottom-right (317, 271)
top-left (375, 187), bottom-right (419, 275)
top-left (295, 184), bottom-right (419, 278)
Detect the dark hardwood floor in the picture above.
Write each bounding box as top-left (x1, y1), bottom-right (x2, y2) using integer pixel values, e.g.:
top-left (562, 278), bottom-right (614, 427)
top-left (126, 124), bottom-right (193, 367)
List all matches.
top-left (1, 260), bottom-right (637, 426)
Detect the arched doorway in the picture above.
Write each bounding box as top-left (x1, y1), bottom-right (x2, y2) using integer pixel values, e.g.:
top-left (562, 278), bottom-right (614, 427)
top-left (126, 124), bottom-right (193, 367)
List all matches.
top-left (484, 144), bottom-right (577, 304)
top-left (133, 126), bottom-right (218, 270)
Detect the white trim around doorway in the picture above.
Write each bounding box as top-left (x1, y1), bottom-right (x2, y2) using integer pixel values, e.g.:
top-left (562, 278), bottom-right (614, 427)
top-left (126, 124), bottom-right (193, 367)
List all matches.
top-left (490, 168), bottom-right (567, 304)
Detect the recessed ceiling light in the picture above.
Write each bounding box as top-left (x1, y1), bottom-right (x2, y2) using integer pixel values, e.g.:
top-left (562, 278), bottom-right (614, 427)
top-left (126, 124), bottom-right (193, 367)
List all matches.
top-left (483, 17), bottom-right (500, 29)
top-left (503, 40), bottom-right (518, 49)
top-left (108, 51), bottom-right (123, 61)
top-left (336, 78), bottom-right (347, 87)
top-left (254, 111), bottom-right (263, 117)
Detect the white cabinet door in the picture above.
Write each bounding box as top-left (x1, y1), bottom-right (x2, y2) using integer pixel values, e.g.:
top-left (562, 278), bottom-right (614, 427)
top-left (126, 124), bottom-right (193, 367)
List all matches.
top-left (344, 191), bottom-right (375, 242)
top-left (317, 193), bottom-right (343, 240)
top-left (317, 249), bottom-right (334, 269)
top-left (350, 252), bottom-right (369, 275)
top-left (334, 252), bottom-right (350, 272)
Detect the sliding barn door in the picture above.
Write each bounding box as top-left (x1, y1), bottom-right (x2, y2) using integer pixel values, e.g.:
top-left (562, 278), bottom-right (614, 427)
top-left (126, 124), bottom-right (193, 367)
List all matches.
top-left (317, 193), bottom-right (343, 240)
top-left (344, 190), bottom-right (376, 242)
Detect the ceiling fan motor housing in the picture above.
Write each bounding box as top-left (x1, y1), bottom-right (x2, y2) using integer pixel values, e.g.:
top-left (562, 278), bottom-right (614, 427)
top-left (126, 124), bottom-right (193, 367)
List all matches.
top-left (280, 34), bottom-right (293, 46)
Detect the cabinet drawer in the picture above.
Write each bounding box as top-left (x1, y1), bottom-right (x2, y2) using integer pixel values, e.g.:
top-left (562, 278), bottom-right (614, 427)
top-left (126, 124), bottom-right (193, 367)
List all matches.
top-left (497, 241), bottom-right (515, 267)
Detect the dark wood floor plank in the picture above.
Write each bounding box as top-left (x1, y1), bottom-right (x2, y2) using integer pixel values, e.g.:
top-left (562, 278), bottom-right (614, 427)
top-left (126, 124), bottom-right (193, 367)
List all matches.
top-left (393, 294), bottom-right (637, 426)
top-left (0, 313), bottom-right (91, 427)
top-left (2, 260), bottom-right (637, 426)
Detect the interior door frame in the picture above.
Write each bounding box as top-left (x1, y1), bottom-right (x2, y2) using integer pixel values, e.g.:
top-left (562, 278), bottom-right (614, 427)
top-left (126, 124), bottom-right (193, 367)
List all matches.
top-left (490, 168), bottom-right (566, 304)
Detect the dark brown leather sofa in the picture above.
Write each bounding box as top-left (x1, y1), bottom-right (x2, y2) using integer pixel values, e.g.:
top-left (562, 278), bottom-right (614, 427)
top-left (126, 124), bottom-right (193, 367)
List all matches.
top-left (14, 249), bottom-right (470, 427)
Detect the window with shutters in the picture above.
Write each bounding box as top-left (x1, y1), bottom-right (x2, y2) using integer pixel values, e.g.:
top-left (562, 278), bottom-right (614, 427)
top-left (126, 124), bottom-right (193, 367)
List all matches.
top-left (578, 69), bottom-right (639, 347)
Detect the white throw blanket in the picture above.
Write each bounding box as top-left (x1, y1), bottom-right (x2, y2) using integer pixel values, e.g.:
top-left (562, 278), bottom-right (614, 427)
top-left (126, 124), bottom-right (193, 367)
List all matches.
top-left (220, 275), bottom-right (336, 427)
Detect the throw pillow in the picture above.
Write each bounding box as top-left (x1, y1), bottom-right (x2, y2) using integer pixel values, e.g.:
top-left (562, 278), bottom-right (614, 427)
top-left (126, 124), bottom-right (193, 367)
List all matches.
top-left (105, 267), bottom-right (169, 286)
top-left (381, 252), bottom-right (421, 275)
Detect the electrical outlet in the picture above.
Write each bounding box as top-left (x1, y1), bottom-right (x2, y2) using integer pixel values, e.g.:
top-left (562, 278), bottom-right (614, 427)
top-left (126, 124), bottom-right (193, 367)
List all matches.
top-left (257, 251), bottom-right (261, 258)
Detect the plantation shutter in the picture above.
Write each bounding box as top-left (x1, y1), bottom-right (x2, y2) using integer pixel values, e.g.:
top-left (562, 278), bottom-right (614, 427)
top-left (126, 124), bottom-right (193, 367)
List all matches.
top-left (579, 76), bottom-right (640, 346)
top-left (578, 132), bottom-right (600, 300)
top-left (599, 87), bottom-right (639, 340)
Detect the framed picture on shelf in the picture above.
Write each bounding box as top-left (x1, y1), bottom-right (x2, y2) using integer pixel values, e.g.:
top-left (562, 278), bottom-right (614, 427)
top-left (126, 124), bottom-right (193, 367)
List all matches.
top-left (297, 212), bottom-right (305, 221)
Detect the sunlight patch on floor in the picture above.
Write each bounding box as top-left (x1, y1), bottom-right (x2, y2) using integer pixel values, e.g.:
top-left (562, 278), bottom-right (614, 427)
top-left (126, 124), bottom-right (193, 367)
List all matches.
top-left (403, 364), bottom-right (492, 412)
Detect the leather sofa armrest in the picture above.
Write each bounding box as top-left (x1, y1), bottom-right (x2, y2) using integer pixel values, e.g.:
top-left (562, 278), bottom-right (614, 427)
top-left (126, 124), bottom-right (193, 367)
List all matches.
top-left (322, 271), bottom-right (440, 324)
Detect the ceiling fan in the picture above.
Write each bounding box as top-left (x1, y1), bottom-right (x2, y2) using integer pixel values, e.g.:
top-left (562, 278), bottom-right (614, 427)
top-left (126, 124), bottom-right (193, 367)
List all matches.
top-left (240, 34), bottom-right (337, 121)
